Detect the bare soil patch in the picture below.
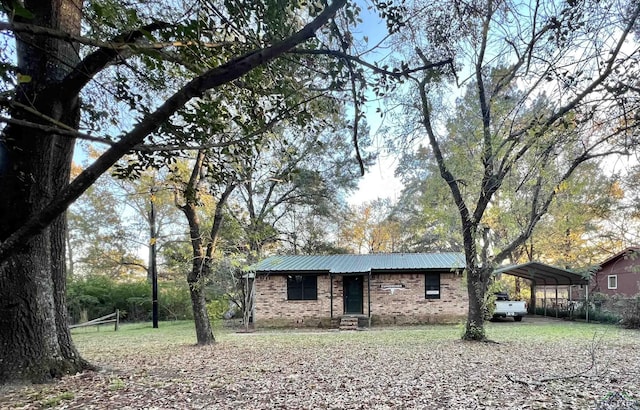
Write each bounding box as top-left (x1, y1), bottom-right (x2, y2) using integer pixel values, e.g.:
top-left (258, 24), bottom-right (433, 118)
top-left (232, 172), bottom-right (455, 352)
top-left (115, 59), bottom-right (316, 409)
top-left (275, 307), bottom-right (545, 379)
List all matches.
top-left (1, 321), bottom-right (639, 409)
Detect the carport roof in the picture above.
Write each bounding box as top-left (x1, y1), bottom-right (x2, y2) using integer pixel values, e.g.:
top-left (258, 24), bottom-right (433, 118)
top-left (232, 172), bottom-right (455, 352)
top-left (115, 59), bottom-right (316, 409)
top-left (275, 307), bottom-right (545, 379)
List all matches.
top-left (493, 261), bottom-right (589, 285)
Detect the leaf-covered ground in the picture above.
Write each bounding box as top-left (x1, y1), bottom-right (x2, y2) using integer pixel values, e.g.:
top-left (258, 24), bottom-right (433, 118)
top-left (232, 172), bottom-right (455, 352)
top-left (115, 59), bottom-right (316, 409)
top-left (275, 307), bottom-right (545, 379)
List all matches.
top-left (2, 317), bottom-right (639, 409)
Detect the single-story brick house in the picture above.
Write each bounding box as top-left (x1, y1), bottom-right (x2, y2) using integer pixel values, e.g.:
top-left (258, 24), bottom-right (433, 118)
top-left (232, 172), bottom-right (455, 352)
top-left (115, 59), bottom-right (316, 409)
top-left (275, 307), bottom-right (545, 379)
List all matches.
top-left (592, 247), bottom-right (640, 297)
top-left (249, 253), bottom-right (468, 327)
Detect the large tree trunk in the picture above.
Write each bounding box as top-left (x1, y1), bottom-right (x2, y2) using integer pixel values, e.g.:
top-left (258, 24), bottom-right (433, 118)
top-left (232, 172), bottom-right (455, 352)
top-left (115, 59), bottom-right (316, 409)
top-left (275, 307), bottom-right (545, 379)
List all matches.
top-left (460, 225), bottom-right (492, 341)
top-left (0, 0), bottom-right (91, 382)
top-left (463, 267), bottom-right (491, 341)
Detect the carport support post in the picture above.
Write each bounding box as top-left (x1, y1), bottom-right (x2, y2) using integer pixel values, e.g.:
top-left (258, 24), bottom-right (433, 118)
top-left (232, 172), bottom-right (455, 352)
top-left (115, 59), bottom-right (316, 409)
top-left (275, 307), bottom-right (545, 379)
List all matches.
top-left (585, 284), bottom-right (589, 323)
top-left (149, 187), bottom-right (158, 329)
top-left (569, 286), bottom-right (573, 319)
top-left (527, 268), bottom-right (536, 315)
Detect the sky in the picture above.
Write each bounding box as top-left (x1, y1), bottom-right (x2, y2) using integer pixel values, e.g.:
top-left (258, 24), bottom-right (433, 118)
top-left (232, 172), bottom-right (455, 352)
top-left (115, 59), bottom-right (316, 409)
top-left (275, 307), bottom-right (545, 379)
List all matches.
top-left (345, 0), bottom-right (406, 205)
top-left (348, 152), bottom-right (404, 204)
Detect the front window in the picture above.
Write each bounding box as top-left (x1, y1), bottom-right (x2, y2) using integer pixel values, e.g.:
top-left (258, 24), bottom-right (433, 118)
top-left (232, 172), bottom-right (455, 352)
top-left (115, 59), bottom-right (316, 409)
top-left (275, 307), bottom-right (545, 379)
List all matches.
top-left (425, 273), bottom-right (441, 299)
top-left (287, 275), bottom-right (318, 300)
top-left (608, 275), bottom-right (618, 290)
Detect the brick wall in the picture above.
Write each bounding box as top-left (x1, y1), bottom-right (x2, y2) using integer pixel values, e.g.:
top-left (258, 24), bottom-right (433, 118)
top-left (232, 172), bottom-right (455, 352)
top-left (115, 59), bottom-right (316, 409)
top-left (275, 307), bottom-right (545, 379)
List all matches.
top-left (253, 275), bottom-right (331, 327)
top-left (255, 272), bottom-right (468, 327)
top-left (369, 272), bottom-right (467, 325)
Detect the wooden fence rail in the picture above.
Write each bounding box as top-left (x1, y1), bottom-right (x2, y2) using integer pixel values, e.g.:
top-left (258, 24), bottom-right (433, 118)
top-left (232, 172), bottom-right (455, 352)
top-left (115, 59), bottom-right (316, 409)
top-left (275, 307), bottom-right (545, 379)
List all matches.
top-left (69, 310), bottom-right (120, 331)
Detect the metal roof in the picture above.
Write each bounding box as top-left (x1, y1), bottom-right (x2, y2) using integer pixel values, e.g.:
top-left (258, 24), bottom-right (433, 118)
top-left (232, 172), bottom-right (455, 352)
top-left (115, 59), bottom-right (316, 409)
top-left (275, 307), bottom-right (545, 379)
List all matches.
top-left (250, 253), bottom-right (465, 274)
top-left (493, 261), bottom-right (589, 286)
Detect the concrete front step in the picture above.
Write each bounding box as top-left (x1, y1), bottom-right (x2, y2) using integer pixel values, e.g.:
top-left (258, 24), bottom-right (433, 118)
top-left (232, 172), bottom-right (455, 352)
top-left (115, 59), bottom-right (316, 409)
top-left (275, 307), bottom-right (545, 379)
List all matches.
top-left (339, 316), bottom-right (361, 330)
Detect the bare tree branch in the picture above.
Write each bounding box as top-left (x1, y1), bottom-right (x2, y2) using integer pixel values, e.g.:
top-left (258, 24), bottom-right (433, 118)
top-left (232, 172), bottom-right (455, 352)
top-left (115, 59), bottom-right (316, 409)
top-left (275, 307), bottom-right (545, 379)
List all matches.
top-left (290, 48), bottom-right (454, 78)
top-left (0, 115), bottom-right (109, 144)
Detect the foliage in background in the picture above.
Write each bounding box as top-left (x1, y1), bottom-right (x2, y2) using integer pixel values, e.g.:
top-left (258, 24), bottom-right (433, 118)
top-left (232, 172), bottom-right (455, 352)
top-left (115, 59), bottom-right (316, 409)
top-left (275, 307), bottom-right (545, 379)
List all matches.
top-left (206, 297), bottom-right (233, 320)
top-left (391, 100), bottom-right (635, 267)
top-left (226, 117), bottom-right (374, 259)
top-left (65, 275), bottom-right (227, 323)
top-left (494, 274), bottom-right (531, 303)
top-left (522, 166), bottom-right (627, 267)
top-left (483, 280), bottom-right (504, 320)
top-left (337, 199), bottom-right (403, 254)
top-left (393, 146), bottom-right (463, 252)
top-left (533, 306), bottom-right (621, 324)
top-left (593, 293), bottom-right (640, 329)
top-left (67, 167), bottom-right (186, 280)
top-left (67, 169), bottom-right (145, 278)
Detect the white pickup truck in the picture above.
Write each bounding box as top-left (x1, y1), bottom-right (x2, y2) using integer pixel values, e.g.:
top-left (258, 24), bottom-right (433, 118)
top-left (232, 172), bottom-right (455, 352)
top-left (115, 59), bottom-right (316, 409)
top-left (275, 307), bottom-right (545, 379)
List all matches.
top-left (492, 292), bottom-right (527, 322)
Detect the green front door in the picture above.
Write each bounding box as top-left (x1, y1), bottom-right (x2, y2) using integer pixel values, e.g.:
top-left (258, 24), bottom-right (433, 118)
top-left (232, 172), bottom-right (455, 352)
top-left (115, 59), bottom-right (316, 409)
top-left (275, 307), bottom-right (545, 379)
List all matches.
top-left (343, 276), bottom-right (363, 314)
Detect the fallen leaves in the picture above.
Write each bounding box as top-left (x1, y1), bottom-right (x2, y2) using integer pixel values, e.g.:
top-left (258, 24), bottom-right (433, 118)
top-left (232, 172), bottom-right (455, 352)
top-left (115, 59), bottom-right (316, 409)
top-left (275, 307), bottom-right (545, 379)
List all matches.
top-left (1, 319), bottom-right (639, 409)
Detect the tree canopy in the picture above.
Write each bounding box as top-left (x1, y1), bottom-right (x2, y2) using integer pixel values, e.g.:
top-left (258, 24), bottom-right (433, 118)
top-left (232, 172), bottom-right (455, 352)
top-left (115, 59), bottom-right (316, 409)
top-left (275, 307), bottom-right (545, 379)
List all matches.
top-left (382, 0), bottom-right (640, 340)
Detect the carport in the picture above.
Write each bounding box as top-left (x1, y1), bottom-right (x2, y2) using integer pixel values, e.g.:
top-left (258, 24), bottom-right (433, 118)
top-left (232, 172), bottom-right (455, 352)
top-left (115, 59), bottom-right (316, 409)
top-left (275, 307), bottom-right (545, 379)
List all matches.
top-left (493, 262), bottom-right (591, 321)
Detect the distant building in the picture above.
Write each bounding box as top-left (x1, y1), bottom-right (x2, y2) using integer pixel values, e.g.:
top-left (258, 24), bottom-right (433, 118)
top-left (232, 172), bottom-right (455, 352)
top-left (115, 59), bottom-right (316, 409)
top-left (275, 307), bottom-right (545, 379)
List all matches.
top-left (592, 247), bottom-right (640, 297)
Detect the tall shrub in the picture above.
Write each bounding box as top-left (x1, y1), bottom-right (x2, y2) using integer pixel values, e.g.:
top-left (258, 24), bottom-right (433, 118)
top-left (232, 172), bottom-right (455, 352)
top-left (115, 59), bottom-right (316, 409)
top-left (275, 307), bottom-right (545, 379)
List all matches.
top-left (620, 296), bottom-right (640, 329)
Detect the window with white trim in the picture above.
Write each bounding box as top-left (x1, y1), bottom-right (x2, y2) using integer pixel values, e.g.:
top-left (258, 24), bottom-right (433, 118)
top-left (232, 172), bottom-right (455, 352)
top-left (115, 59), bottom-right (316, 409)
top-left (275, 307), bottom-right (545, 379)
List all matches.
top-left (607, 275), bottom-right (617, 290)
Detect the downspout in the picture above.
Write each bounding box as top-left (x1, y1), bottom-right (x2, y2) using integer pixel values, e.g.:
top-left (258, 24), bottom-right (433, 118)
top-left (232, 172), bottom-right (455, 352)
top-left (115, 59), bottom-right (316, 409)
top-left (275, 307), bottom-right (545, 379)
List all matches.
top-left (368, 270), bottom-right (371, 327)
top-left (330, 272), bottom-right (333, 322)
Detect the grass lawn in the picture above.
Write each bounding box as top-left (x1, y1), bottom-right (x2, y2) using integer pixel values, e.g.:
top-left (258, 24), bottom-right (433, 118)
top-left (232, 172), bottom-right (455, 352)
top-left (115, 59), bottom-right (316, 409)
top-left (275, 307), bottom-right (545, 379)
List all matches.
top-left (2, 318), bottom-right (639, 409)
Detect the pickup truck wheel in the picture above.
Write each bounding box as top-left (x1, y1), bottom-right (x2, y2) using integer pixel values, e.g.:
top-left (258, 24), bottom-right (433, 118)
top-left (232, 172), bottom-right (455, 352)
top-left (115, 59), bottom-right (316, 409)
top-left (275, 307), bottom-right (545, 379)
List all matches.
top-left (514, 316), bottom-right (523, 322)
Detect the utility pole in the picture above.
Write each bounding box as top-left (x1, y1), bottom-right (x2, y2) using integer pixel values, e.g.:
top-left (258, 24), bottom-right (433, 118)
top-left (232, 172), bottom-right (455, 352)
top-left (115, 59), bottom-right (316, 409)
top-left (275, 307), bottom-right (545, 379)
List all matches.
top-left (149, 186), bottom-right (159, 328)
